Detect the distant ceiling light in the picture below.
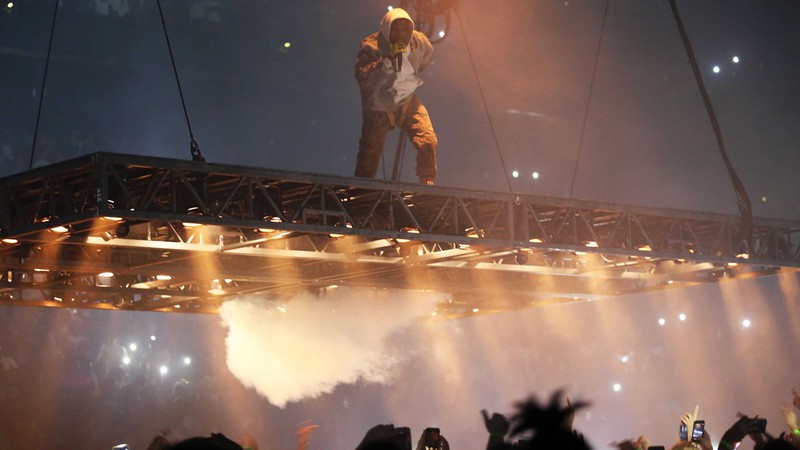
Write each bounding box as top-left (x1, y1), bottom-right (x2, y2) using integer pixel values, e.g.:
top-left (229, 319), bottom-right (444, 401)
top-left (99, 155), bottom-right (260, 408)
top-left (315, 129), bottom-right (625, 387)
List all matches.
top-left (328, 284), bottom-right (339, 289)
top-left (658, 318), bottom-right (666, 326)
top-left (159, 365), bottom-right (168, 375)
top-left (678, 313), bottom-right (686, 321)
top-left (584, 240), bottom-right (599, 248)
top-left (129, 343), bottom-right (137, 351)
top-left (742, 319), bottom-right (751, 328)
top-left (99, 272), bottom-right (114, 278)
top-left (732, 56), bottom-right (739, 63)
top-left (7, 2), bottom-right (13, 8)
top-left (1, 238), bottom-right (18, 244)
top-left (727, 262), bottom-right (738, 267)
top-left (529, 238), bottom-right (543, 243)
top-left (713, 65), bottom-right (720, 73)
top-left (612, 383), bottom-right (622, 392)
top-left (173, 304), bottom-right (181, 308)
top-left (635, 244), bottom-right (652, 252)
top-left (438, 31), bottom-right (445, 38)
top-left (122, 356), bottom-right (131, 365)
top-left (53, 296), bottom-right (63, 302)
top-left (472, 308), bottom-right (480, 313)
top-left (761, 196), bottom-right (767, 202)
top-left (277, 305), bottom-right (287, 313)
top-left (667, 280), bottom-right (674, 285)
top-left (104, 216), bottom-right (123, 222)
top-left (150, 335), bottom-right (157, 341)
top-left (532, 171), bottom-right (540, 179)
top-left (183, 356), bottom-right (191, 365)
top-left (283, 41), bottom-right (291, 48)
top-left (620, 355), bottom-right (629, 363)
top-left (387, 5), bottom-right (393, 11)
top-left (736, 252), bottom-right (750, 260)
top-left (512, 170), bottom-right (519, 178)
top-left (156, 274), bottom-right (173, 281)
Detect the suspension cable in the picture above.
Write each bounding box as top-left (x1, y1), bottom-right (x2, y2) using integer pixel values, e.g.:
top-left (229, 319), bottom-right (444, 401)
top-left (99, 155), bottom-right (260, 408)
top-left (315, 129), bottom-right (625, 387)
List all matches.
top-left (28, 0), bottom-right (61, 171)
top-left (669, 0), bottom-right (753, 239)
top-left (453, 5), bottom-right (513, 192)
top-left (568, 0), bottom-right (610, 199)
top-left (156, 0), bottom-right (205, 162)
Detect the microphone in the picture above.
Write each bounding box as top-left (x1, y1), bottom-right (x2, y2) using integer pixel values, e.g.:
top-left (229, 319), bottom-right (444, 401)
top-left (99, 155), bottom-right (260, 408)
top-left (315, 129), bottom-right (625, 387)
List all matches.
top-left (391, 41), bottom-right (407, 72)
top-left (392, 53), bottom-right (402, 72)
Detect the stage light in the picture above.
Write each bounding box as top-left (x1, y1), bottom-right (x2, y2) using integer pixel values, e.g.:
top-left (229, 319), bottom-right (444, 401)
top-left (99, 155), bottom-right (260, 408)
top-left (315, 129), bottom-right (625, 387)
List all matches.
top-left (49, 224), bottom-right (69, 234)
top-left (532, 171), bottom-right (539, 179)
top-left (713, 65), bottom-right (720, 73)
top-left (679, 313), bottom-right (686, 321)
top-left (209, 279), bottom-right (226, 296)
top-left (465, 227), bottom-right (483, 239)
top-left (512, 170), bottom-right (519, 178)
top-left (472, 308), bottom-right (480, 313)
top-left (159, 365), bottom-right (168, 375)
top-left (742, 319), bottom-right (751, 328)
top-left (283, 42), bottom-right (291, 49)
top-left (438, 31), bottom-right (445, 38)
top-left (116, 222), bottom-right (130, 237)
top-left (732, 55), bottom-right (739, 63)
top-left (396, 226), bottom-right (420, 243)
top-left (129, 343), bottom-right (137, 352)
top-left (150, 335), bottom-right (157, 341)
top-left (183, 356), bottom-right (191, 365)
top-left (613, 383), bottom-right (622, 392)
top-left (329, 223), bottom-right (353, 238)
top-left (182, 207), bottom-right (204, 228)
top-left (122, 356), bottom-right (131, 365)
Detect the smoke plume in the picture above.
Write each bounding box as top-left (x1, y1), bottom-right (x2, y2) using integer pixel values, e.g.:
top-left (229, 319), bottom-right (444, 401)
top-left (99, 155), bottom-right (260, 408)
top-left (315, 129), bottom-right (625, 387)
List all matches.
top-left (218, 288), bottom-right (443, 408)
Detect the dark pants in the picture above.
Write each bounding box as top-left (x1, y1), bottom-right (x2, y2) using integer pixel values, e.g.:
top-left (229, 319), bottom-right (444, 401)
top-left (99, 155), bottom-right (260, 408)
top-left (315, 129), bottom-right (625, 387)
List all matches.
top-left (354, 95), bottom-right (437, 180)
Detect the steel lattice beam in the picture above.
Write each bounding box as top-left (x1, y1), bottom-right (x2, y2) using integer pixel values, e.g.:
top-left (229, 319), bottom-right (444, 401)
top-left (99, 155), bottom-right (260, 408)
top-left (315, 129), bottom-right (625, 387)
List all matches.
top-left (0, 152), bottom-right (797, 317)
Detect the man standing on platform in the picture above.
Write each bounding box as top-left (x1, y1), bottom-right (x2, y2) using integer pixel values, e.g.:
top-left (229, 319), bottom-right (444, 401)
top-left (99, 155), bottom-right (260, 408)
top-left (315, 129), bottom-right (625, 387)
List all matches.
top-left (354, 7), bottom-right (438, 185)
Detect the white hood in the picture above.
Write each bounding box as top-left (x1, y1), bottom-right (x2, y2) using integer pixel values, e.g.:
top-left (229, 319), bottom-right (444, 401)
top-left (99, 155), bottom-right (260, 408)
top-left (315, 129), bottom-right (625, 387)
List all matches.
top-left (379, 7), bottom-right (415, 45)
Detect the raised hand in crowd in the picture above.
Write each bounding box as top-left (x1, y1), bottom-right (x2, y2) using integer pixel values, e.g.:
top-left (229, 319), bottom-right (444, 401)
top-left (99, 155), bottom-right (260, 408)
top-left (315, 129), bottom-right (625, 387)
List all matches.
top-left (482, 409), bottom-right (511, 449)
top-left (611, 435), bottom-right (650, 450)
top-left (719, 415), bottom-right (767, 450)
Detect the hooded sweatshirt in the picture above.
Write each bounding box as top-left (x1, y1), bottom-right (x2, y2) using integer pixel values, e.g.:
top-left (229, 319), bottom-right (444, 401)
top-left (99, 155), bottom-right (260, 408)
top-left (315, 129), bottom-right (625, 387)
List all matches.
top-left (355, 8), bottom-right (434, 112)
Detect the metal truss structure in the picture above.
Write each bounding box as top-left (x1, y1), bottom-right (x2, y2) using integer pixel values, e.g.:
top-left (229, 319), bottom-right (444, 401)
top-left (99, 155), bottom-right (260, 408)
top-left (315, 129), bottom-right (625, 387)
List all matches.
top-left (1, 152), bottom-right (798, 318)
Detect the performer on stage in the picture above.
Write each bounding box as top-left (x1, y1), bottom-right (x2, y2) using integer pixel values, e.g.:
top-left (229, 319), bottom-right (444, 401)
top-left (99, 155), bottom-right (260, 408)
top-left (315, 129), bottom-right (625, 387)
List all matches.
top-left (353, 7), bottom-right (438, 185)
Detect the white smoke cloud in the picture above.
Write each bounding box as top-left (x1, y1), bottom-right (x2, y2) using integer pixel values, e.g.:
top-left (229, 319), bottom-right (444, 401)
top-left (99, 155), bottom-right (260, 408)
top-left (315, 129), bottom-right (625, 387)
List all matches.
top-left (218, 288), bottom-right (444, 408)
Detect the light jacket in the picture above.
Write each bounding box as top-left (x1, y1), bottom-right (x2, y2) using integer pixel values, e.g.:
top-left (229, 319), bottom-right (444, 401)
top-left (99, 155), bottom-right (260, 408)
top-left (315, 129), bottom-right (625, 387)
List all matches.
top-left (355, 8), bottom-right (434, 112)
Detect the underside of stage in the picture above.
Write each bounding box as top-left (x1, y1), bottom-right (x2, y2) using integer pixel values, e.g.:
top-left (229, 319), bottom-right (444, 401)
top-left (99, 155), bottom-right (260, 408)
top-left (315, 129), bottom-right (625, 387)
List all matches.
top-left (0, 152), bottom-right (797, 318)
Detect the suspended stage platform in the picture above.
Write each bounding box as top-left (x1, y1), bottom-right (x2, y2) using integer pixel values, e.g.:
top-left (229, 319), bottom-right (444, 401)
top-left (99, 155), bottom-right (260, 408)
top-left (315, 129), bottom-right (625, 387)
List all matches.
top-left (0, 152), bottom-right (797, 318)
